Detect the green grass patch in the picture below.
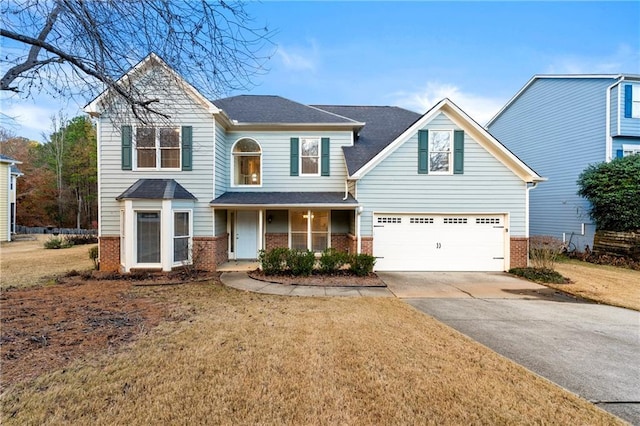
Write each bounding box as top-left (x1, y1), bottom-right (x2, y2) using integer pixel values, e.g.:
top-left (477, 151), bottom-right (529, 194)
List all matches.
top-left (509, 267), bottom-right (570, 284)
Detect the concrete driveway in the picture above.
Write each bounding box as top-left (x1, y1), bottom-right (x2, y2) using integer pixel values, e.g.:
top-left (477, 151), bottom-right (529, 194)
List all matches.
top-left (378, 272), bottom-right (640, 425)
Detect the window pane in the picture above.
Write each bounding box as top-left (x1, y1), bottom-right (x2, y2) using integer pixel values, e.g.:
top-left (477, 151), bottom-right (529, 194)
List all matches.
top-left (429, 152), bottom-right (450, 172)
top-left (291, 210), bottom-right (307, 232)
top-left (159, 127), bottom-right (180, 147)
top-left (311, 233), bottom-right (328, 252)
top-left (301, 138), bottom-right (319, 156)
top-left (301, 157), bottom-right (318, 174)
top-left (430, 131), bottom-right (451, 152)
top-left (233, 139), bottom-right (260, 153)
top-left (137, 212), bottom-right (160, 263)
top-left (291, 233), bottom-right (307, 250)
top-left (161, 148), bottom-right (180, 168)
top-left (174, 237), bottom-right (189, 262)
top-left (137, 128), bottom-right (155, 147)
top-left (137, 149), bottom-right (156, 168)
top-left (235, 155), bottom-right (261, 185)
top-left (311, 211), bottom-right (328, 231)
top-left (174, 212), bottom-right (189, 237)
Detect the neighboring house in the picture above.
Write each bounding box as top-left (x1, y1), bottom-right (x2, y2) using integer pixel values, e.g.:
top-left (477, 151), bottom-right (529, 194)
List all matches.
top-left (0, 154), bottom-right (22, 242)
top-left (487, 75), bottom-right (640, 250)
top-left (85, 53), bottom-right (543, 272)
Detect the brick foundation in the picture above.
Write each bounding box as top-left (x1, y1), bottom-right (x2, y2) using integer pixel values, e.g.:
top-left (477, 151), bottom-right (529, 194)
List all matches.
top-left (99, 236), bottom-right (121, 272)
top-left (331, 233), bottom-right (350, 253)
top-left (361, 236), bottom-right (373, 255)
top-left (265, 233), bottom-right (288, 251)
top-left (510, 237), bottom-right (529, 269)
top-left (193, 234), bottom-right (228, 272)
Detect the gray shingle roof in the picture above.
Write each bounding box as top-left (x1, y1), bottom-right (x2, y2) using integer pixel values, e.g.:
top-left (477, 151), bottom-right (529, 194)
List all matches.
top-left (312, 105), bottom-right (421, 175)
top-left (0, 154), bottom-right (23, 175)
top-left (116, 179), bottom-right (197, 200)
top-left (210, 192), bottom-right (358, 206)
top-left (213, 95), bottom-right (360, 124)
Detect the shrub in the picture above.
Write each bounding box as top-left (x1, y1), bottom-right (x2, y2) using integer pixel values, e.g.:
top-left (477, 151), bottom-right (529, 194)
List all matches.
top-left (89, 246), bottom-right (99, 270)
top-left (65, 234), bottom-right (98, 246)
top-left (43, 237), bottom-right (73, 249)
top-left (529, 235), bottom-right (565, 270)
top-left (348, 253), bottom-right (376, 277)
top-left (319, 248), bottom-right (349, 274)
top-left (258, 247), bottom-right (289, 275)
top-left (509, 267), bottom-right (569, 284)
top-left (577, 154), bottom-right (640, 231)
top-left (286, 249), bottom-right (315, 276)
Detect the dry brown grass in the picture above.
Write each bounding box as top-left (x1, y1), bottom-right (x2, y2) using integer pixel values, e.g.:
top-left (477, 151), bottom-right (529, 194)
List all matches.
top-left (1, 282), bottom-right (622, 425)
top-left (552, 259), bottom-right (640, 311)
top-left (0, 235), bottom-right (96, 289)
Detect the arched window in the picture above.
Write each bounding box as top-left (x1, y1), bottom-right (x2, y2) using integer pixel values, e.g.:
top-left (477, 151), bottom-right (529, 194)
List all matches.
top-left (232, 138), bottom-right (261, 186)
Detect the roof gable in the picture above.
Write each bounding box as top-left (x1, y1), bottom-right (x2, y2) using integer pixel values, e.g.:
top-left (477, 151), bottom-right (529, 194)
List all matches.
top-left (84, 53), bottom-right (220, 116)
top-left (351, 98), bottom-right (543, 183)
top-left (487, 74), bottom-right (640, 127)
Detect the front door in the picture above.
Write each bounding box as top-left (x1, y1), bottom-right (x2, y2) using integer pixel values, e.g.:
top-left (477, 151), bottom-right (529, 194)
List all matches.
top-left (236, 210), bottom-right (258, 259)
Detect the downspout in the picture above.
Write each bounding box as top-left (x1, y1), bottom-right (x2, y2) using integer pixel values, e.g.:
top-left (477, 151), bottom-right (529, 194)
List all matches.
top-left (343, 179), bottom-right (349, 200)
top-left (525, 181), bottom-right (540, 238)
top-left (605, 75), bottom-right (624, 162)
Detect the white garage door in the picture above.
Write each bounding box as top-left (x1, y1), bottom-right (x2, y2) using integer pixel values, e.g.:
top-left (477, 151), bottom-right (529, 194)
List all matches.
top-left (373, 214), bottom-right (506, 271)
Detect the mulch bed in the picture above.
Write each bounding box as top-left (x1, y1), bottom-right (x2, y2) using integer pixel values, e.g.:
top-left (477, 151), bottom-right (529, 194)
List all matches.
top-left (248, 270), bottom-right (386, 287)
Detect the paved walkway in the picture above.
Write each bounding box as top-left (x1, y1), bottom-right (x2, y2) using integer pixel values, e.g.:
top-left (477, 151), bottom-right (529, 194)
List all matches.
top-left (220, 272), bottom-right (393, 297)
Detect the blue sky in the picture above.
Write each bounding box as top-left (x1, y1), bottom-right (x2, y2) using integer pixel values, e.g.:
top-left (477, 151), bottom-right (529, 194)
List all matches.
top-left (2, 1), bottom-right (639, 142)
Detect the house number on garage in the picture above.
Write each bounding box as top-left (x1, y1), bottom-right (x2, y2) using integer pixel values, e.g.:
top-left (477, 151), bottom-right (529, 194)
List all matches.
top-left (436, 243), bottom-right (442, 249)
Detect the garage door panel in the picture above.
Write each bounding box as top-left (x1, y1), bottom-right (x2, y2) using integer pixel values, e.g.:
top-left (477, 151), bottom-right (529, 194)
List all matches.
top-left (373, 214), bottom-right (506, 271)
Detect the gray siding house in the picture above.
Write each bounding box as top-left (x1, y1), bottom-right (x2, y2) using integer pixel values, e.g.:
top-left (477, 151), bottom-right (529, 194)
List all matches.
top-left (86, 54), bottom-right (542, 272)
top-left (487, 75), bottom-right (640, 251)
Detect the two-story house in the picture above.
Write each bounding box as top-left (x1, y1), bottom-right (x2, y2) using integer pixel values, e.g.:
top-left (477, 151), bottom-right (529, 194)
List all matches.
top-left (86, 54), bottom-right (543, 273)
top-left (0, 154), bottom-right (22, 242)
top-left (487, 74), bottom-right (640, 251)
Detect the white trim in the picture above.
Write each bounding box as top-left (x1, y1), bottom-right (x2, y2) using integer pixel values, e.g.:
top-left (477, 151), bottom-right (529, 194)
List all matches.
top-left (133, 126), bottom-right (182, 171)
top-left (299, 137), bottom-right (321, 176)
top-left (84, 53), bottom-right (220, 115)
top-left (428, 129), bottom-right (454, 175)
top-left (351, 99), bottom-right (543, 183)
top-left (288, 209), bottom-right (331, 252)
top-left (211, 203), bottom-right (358, 209)
top-left (172, 209), bottom-right (193, 266)
top-left (487, 74), bottom-right (640, 127)
top-left (97, 120), bottom-right (102, 237)
top-left (230, 137), bottom-right (263, 187)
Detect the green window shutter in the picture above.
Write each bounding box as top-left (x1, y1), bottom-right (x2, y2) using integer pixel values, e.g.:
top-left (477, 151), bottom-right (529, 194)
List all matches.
top-left (624, 85), bottom-right (632, 118)
top-left (321, 137), bottom-right (330, 176)
top-left (290, 137), bottom-right (299, 176)
top-left (121, 125), bottom-right (132, 170)
top-left (453, 130), bottom-right (464, 174)
top-left (418, 130), bottom-right (428, 174)
top-left (181, 126), bottom-right (193, 171)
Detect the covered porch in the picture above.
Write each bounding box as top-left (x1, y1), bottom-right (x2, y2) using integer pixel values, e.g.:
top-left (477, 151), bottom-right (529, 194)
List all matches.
top-left (210, 192), bottom-right (363, 261)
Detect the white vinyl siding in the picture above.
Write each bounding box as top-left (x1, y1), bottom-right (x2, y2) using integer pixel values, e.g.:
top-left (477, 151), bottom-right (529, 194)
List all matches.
top-left (98, 65), bottom-right (215, 238)
top-left (0, 163), bottom-right (9, 241)
top-left (358, 113), bottom-right (527, 238)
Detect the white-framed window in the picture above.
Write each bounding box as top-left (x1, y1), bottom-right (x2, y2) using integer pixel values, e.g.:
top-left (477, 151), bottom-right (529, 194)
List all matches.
top-left (136, 211), bottom-right (161, 264)
top-left (428, 130), bottom-right (453, 174)
top-left (232, 138), bottom-right (261, 186)
top-left (633, 87), bottom-right (640, 119)
top-left (290, 210), bottom-right (329, 252)
top-left (622, 144), bottom-right (640, 157)
top-left (135, 127), bottom-right (181, 170)
top-left (173, 211), bottom-right (191, 264)
top-left (300, 137), bottom-right (320, 175)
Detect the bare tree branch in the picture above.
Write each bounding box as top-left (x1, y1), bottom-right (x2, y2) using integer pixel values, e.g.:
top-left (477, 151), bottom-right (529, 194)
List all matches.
top-left (1, 0), bottom-right (275, 124)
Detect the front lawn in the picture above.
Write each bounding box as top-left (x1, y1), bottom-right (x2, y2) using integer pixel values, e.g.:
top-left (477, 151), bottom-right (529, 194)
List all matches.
top-left (552, 259), bottom-right (640, 311)
top-left (1, 279), bottom-right (621, 425)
